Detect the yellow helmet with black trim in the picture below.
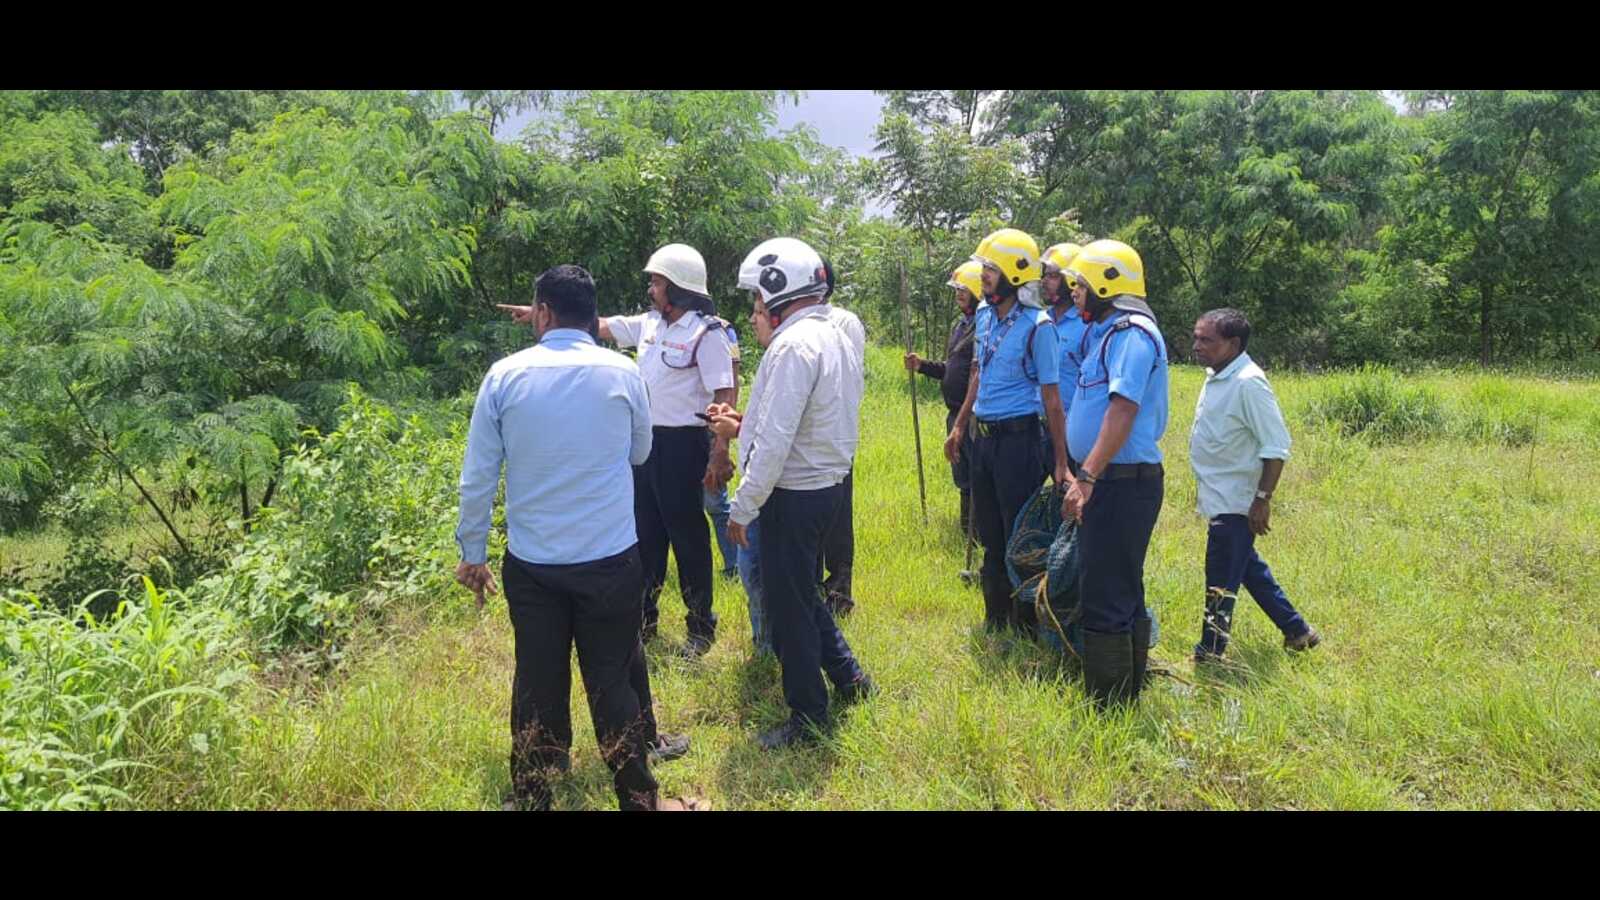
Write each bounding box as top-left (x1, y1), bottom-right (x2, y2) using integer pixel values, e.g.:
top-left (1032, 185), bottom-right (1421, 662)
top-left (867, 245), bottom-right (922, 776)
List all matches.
top-left (1041, 243), bottom-right (1083, 275)
top-left (1065, 239), bottom-right (1145, 300)
top-left (946, 260), bottom-right (984, 300)
top-left (971, 228), bottom-right (1042, 286)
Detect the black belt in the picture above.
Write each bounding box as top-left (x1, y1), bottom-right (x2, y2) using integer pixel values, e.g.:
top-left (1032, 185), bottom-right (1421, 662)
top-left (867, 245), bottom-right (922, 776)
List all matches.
top-left (1074, 460), bottom-right (1164, 481)
top-left (972, 415), bottom-right (1038, 437)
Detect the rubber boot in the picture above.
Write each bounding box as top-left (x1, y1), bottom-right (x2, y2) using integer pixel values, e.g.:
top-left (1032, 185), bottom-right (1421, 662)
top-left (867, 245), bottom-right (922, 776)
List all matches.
top-left (981, 570), bottom-right (1011, 633)
top-left (1015, 592), bottom-right (1039, 639)
top-left (1130, 613), bottom-right (1151, 702)
top-left (1082, 628), bottom-right (1135, 710)
top-left (1194, 589), bottom-right (1236, 662)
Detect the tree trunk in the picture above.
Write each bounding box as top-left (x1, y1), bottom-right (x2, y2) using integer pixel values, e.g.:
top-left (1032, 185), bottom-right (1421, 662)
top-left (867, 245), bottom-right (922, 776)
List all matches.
top-left (1479, 279), bottom-right (1494, 366)
top-left (62, 380), bottom-right (190, 556)
top-left (240, 465), bottom-right (253, 534)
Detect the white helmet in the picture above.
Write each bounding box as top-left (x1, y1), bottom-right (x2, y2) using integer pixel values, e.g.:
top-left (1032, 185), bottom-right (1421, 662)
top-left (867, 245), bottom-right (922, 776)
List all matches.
top-left (737, 237), bottom-right (828, 314)
top-left (644, 243), bottom-right (710, 298)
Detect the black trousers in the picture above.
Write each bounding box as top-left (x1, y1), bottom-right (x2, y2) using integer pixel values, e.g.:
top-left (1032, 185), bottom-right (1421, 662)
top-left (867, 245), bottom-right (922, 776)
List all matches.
top-left (503, 546), bottom-right (659, 812)
top-left (1077, 475), bottom-right (1164, 635)
top-left (969, 418), bottom-right (1047, 629)
top-left (816, 469), bottom-right (855, 603)
top-left (762, 484), bottom-right (865, 728)
top-left (945, 408), bottom-right (972, 492)
top-left (634, 425), bottom-right (716, 642)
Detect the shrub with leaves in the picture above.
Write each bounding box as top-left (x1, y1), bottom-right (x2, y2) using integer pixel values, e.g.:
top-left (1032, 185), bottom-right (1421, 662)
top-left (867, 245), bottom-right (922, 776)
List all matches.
top-left (189, 387), bottom-right (469, 662)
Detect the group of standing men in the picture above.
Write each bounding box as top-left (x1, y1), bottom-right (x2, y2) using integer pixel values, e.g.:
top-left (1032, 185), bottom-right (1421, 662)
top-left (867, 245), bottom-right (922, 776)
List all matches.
top-left (457, 237), bottom-right (871, 811)
top-left (913, 228), bottom-right (1321, 710)
top-left (454, 220), bottom-right (1326, 811)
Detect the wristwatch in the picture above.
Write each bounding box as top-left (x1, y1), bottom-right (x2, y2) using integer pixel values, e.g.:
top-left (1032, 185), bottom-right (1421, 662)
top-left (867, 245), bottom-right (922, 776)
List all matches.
top-left (1254, 490), bottom-right (1272, 501)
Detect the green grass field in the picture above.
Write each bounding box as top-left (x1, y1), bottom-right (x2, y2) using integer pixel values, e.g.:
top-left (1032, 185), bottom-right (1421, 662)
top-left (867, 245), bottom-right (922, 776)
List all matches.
top-left (15, 346), bottom-right (1600, 809)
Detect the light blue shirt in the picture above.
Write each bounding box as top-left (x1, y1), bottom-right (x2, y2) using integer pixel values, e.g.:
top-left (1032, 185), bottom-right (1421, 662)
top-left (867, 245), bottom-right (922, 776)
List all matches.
top-left (1190, 352), bottom-right (1292, 518)
top-left (1067, 311), bottom-right (1169, 465)
top-left (1049, 305), bottom-right (1089, 420)
top-left (455, 329), bottom-right (653, 566)
top-left (973, 299), bottom-right (1059, 420)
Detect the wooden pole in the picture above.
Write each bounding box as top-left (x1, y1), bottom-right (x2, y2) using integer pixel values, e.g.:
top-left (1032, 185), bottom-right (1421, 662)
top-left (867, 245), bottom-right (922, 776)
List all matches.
top-left (900, 259), bottom-right (928, 524)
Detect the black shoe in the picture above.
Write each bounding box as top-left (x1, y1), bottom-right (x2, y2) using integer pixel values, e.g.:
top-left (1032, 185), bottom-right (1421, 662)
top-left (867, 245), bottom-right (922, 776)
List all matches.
top-left (825, 591), bottom-right (856, 618)
top-left (647, 732), bottom-right (691, 764)
top-left (681, 634), bottom-right (714, 659)
top-left (834, 674), bottom-right (877, 706)
top-left (757, 720), bottom-right (820, 751)
top-left (1285, 627), bottom-right (1322, 652)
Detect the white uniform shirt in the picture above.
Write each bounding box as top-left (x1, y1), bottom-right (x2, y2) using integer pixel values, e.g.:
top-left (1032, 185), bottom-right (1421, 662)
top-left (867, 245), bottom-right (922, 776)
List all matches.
top-left (730, 303), bottom-right (863, 526)
top-left (1189, 352), bottom-right (1293, 519)
top-left (604, 309), bottom-right (735, 427)
top-left (828, 306), bottom-right (867, 365)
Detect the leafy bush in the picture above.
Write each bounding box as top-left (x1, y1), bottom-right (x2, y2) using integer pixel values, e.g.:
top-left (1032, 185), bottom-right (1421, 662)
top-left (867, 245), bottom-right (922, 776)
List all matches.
top-left (189, 386), bottom-right (467, 663)
top-left (1, 578), bottom-right (249, 809)
top-left (1301, 365), bottom-right (1448, 442)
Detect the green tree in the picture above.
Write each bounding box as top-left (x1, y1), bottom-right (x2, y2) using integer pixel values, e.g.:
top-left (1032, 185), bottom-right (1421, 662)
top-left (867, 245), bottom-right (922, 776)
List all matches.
top-left (1375, 90), bottom-right (1600, 363)
top-left (0, 110), bottom-right (161, 258)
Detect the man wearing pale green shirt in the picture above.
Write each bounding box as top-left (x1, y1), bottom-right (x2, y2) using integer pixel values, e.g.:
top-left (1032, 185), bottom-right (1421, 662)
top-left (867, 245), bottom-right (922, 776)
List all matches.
top-left (1189, 308), bottom-right (1321, 663)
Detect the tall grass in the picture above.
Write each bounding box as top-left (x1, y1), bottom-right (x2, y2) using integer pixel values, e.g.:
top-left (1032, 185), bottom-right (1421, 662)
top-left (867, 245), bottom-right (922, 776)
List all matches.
top-left (7, 349), bottom-right (1598, 809)
top-left (1, 578), bottom-right (250, 809)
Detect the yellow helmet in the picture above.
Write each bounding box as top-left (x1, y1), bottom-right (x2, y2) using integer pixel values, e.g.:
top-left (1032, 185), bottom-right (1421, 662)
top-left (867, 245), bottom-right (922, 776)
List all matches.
top-left (1041, 242), bottom-right (1083, 275)
top-left (1064, 239), bottom-right (1146, 300)
top-left (971, 228), bottom-right (1042, 286)
top-left (946, 260), bottom-right (984, 299)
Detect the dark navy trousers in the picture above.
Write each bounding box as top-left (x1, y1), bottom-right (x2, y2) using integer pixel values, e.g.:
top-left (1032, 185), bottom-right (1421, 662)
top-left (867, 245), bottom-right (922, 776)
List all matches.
top-left (760, 483), bottom-right (865, 728)
top-left (1196, 514), bottom-right (1310, 655)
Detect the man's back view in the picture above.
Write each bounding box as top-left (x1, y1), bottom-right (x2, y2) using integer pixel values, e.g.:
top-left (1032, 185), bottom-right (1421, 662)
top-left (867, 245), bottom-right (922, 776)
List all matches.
top-left (455, 264), bottom-right (698, 811)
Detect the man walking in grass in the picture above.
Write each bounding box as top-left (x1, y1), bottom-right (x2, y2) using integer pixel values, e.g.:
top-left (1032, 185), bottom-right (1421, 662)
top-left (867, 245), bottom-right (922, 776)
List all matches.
top-left (461, 265), bottom-right (699, 812)
top-left (1188, 308), bottom-right (1321, 663)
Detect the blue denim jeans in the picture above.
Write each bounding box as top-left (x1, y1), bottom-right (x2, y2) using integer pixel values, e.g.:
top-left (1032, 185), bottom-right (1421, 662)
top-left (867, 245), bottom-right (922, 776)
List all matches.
top-left (1196, 514), bottom-right (1310, 657)
top-left (736, 519), bottom-right (772, 655)
top-left (705, 484), bottom-right (738, 576)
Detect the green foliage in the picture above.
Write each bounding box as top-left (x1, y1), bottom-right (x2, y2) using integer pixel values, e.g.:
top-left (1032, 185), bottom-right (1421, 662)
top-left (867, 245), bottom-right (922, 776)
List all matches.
top-left (0, 109), bottom-right (160, 257)
top-left (1366, 91), bottom-right (1600, 364)
top-left (1300, 365), bottom-right (1448, 442)
top-left (189, 387), bottom-right (467, 661)
top-left (0, 579), bottom-right (249, 809)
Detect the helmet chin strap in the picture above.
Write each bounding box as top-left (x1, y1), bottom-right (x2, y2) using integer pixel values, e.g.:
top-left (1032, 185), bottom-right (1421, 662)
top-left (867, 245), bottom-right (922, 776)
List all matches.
top-left (1085, 292), bottom-right (1115, 321)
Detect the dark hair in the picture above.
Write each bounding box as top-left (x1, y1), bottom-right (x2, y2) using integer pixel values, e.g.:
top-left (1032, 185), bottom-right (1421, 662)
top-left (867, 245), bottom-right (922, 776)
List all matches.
top-left (1198, 307), bottom-right (1250, 352)
top-left (821, 256), bottom-right (836, 299)
top-left (665, 281), bottom-right (715, 317)
top-left (536, 264), bottom-right (598, 328)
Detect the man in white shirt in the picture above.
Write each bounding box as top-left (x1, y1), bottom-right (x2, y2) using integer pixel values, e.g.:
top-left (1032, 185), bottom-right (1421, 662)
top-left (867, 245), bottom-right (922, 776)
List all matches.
top-left (708, 237), bottom-right (875, 750)
top-left (602, 244), bottom-right (737, 655)
top-left (1189, 308), bottom-right (1321, 663)
top-left (816, 256), bottom-right (863, 617)
top-left (498, 246), bottom-right (734, 657)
